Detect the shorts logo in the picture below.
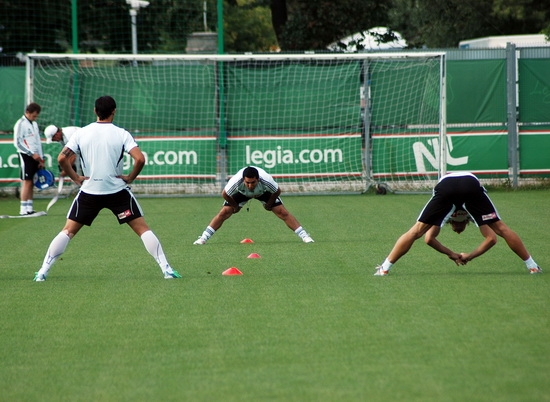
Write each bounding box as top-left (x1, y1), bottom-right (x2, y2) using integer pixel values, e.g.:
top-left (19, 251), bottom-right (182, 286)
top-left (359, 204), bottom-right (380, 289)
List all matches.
top-left (481, 212), bottom-right (497, 221)
top-left (117, 209), bottom-right (132, 219)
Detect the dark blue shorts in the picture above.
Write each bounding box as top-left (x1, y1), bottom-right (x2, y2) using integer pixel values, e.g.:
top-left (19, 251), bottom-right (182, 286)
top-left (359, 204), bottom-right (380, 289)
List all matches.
top-left (68, 188), bottom-right (144, 226)
top-left (418, 175), bottom-right (500, 226)
top-left (19, 153), bottom-right (40, 181)
top-left (224, 191), bottom-right (283, 208)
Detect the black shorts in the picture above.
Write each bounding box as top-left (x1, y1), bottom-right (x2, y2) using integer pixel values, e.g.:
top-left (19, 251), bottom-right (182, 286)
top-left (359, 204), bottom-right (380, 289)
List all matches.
top-left (418, 175), bottom-right (500, 226)
top-left (67, 188), bottom-right (144, 226)
top-left (19, 153), bottom-right (40, 181)
top-left (224, 191), bottom-right (283, 208)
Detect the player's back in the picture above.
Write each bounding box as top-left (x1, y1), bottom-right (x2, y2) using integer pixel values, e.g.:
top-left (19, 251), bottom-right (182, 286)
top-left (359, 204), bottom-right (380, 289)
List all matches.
top-left (68, 122), bottom-right (137, 195)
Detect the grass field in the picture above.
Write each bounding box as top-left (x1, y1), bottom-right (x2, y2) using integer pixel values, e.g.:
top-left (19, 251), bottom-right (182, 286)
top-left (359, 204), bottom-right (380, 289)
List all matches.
top-left (0, 190), bottom-right (548, 401)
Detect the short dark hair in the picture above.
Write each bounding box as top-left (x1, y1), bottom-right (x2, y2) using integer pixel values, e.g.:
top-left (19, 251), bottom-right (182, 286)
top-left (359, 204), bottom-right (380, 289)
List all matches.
top-left (95, 96), bottom-right (117, 120)
top-left (26, 102), bottom-right (41, 114)
top-left (242, 166), bottom-right (259, 179)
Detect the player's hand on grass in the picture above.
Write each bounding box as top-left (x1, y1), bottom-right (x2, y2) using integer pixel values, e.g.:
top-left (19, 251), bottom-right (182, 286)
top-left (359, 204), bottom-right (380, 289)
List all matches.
top-left (449, 252), bottom-right (466, 266)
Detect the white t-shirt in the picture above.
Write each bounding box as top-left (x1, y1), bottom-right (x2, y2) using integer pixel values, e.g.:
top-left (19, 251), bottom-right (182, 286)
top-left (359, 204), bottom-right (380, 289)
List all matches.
top-left (439, 171), bottom-right (477, 182)
top-left (58, 126), bottom-right (82, 174)
top-left (65, 122), bottom-right (138, 195)
top-left (224, 166), bottom-right (279, 198)
top-left (59, 126), bottom-right (80, 146)
top-left (13, 115), bottom-right (43, 157)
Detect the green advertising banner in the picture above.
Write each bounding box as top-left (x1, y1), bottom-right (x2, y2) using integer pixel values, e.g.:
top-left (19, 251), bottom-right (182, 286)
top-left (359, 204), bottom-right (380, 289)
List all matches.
top-left (0, 67), bottom-right (26, 132)
top-left (227, 134), bottom-right (363, 180)
top-left (519, 126), bottom-right (550, 177)
top-left (31, 65), bottom-right (217, 131)
top-left (0, 136), bottom-right (218, 186)
top-left (446, 60), bottom-right (507, 124)
top-left (371, 129), bottom-right (509, 180)
top-left (518, 60), bottom-right (550, 123)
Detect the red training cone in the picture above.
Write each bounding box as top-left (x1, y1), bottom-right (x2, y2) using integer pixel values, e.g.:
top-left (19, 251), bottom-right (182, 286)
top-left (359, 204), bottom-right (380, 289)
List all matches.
top-left (222, 267), bottom-right (243, 276)
top-left (240, 238), bottom-right (254, 244)
top-left (247, 253), bottom-right (261, 259)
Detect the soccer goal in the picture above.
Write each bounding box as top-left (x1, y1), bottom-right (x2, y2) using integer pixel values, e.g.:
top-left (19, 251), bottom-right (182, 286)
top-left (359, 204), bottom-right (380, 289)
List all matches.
top-left (26, 52), bottom-right (446, 195)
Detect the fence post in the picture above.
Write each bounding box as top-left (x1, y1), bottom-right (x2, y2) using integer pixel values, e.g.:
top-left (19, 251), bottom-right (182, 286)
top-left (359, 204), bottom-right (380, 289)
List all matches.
top-left (506, 42), bottom-right (519, 188)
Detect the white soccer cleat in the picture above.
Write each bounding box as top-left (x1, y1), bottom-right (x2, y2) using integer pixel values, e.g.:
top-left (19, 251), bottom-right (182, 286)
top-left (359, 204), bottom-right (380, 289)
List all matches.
top-left (529, 266), bottom-right (542, 274)
top-left (33, 272), bottom-right (46, 282)
top-left (302, 235), bottom-right (314, 243)
top-left (373, 266), bottom-right (389, 276)
top-left (164, 269), bottom-right (182, 279)
top-left (193, 237), bottom-right (207, 245)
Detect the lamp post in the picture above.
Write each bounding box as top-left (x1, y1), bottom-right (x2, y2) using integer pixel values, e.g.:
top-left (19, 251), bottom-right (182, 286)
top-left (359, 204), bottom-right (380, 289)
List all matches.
top-left (126, 0), bottom-right (149, 55)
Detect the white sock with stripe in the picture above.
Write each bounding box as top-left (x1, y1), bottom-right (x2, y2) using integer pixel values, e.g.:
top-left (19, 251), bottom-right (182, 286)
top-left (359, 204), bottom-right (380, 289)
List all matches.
top-left (37, 232), bottom-right (71, 277)
top-left (141, 230), bottom-right (172, 273)
top-left (200, 226), bottom-right (215, 240)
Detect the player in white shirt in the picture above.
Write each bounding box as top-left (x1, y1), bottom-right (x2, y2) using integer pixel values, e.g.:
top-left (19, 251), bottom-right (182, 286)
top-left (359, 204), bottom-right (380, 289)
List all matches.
top-left (374, 172), bottom-right (542, 276)
top-left (13, 102), bottom-right (44, 215)
top-left (34, 96), bottom-right (181, 281)
top-left (44, 125), bottom-right (82, 176)
top-left (193, 166), bottom-right (314, 244)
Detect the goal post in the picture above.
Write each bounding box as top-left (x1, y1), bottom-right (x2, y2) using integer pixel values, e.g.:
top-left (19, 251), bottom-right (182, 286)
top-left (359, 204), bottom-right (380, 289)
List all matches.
top-left (26, 52), bottom-right (446, 195)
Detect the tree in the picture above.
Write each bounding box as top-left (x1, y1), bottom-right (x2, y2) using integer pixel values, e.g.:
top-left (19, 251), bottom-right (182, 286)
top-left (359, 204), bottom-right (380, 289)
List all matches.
top-left (389, 0), bottom-right (550, 48)
top-left (224, 0), bottom-right (278, 52)
top-left (273, 0), bottom-right (391, 50)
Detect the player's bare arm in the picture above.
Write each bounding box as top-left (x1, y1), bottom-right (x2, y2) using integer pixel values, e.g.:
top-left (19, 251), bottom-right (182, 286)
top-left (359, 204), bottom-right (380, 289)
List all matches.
top-left (222, 190), bottom-right (240, 213)
top-left (59, 154), bottom-right (77, 177)
top-left (58, 147), bottom-right (87, 186)
top-left (32, 152), bottom-right (45, 168)
top-left (459, 225), bottom-right (497, 262)
top-left (118, 147), bottom-right (145, 184)
top-left (425, 226), bottom-right (466, 266)
top-left (264, 188), bottom-right (281, 210)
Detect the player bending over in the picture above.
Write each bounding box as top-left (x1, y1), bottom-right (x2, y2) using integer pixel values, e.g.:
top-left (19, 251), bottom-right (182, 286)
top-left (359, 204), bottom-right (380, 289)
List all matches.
top-left (375, 172), bottom-right (542, 276)
top-left (193, 166), bottom-right (314, 245)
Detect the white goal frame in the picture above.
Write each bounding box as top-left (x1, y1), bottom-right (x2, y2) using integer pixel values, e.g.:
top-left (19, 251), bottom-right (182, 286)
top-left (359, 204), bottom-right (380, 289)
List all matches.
top-left (26, 52), bottom-right (446, 195)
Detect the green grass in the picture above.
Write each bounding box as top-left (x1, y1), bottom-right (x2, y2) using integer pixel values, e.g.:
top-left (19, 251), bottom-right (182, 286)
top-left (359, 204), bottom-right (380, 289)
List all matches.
top-left (0, 190), bottom-right (549, 401)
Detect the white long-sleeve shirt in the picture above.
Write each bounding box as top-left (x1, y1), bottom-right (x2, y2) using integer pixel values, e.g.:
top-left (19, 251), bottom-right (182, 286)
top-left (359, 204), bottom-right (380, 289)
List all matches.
top-left (13, 115), bottom-right (43, 157)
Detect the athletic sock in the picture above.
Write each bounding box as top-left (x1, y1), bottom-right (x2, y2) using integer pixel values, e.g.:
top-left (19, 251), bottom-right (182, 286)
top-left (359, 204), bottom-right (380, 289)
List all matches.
top-left (37, 232), bottom-right (71, 277)
top-left (20, 200), bottom-right (29, 215)
top-left (27, 200), bottom-right (34, 213)
top-left (141, 230), bottom-right (172, 273)
top-left (294, 226), bottom-right (308, 238)
top-left (524, 256), bottom-right (538, 269)
top-left (381, 258), bottom-right (393, 271)
top-left (200, 226), bottom-right (215, 240)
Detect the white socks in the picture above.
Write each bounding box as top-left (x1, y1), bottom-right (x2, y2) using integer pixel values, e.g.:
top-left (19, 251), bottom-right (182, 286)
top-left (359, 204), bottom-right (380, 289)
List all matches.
top-left (200, 226), bottom-right (216, 241)
top-left (524, 256), bottom-right (538, 269)
top-left (37, 230), bottom-right (174, 279)
top-left (381, 258), bottom-right (393, 272)
top-left (20, 200), bottom-right (33, 214)
top-left (37, 232), bottom-right (71, 277)
top-left (294, 226), bottom-right (309, 239)
top-left (141, 230), bottom-right (172, 273)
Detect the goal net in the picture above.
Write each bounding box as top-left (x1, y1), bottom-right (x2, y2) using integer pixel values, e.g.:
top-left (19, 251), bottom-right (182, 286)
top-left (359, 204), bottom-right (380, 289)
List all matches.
top-left (26, 52), bottom-right (445, 195)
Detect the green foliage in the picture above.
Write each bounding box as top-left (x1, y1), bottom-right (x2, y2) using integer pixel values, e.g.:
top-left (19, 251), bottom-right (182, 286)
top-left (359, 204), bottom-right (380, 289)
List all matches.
top-left (279, 0), bottom-right (390, 50)
top-left (0, 191), bottom-right (549, 400)
top-left (389, 0), bottom-right (550, 48)
top-left (224, 0), bottom-right (278, 52)
top-left (1, 0), bottom-right (549, 54)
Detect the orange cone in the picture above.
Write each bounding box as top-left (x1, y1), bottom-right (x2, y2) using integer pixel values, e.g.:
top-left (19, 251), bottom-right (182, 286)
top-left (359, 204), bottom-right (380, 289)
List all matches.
top-left (240, 238), bottom-right (254, 243)
top-left (222, 267), bottom-right (243, 275)
top-left (247, 253), bottom-right (261, 259)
